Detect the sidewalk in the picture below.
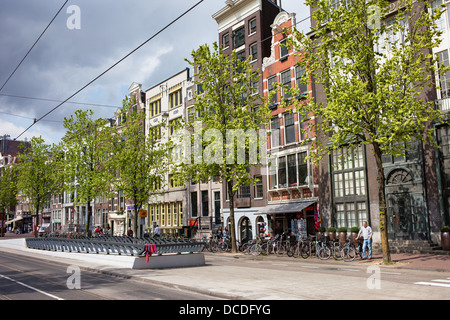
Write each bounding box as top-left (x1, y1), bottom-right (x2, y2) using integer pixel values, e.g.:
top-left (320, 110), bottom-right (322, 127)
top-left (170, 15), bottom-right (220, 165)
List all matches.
top-left (0, 236), bottom-right (449, 300)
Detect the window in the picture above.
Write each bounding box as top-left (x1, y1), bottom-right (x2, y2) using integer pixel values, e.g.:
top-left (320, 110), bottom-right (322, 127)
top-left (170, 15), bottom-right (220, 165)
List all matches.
top-left (284, 112), bottom-right (295, 144)
top-left (254, 176), bottom-right (263, 198)
top-left (169, 89), bottom-right (182, 109)
top-left (271, 116), bottom-right (280, 148)
top-left (249, 18), bottom-right (257, 35)
top-left (169, 118), bottom-right (179, 137)
top-left (336, 201), bottom-right (367, 229)
top-left (251, 79), bottom-right (259, 95)
top-left (237, 184), bottom-right (251, 198)
top-left (437, 50), bottom-right (450, 99)
top-left (169, 174), bottom-right (182, 188)
top-left (222, 33), bottom-right (230, 48)
top-left (288, 154), bottom-right (297, 187)
top-left (278, 156), bottom-right (287, 188)
top-left (233, 26), bottom-right (245, 48)
top-left (279, 39), bottom-right (289, 60)
top-left (332, 146), bottom-right (366, 197)
top-left (281, 69), bottom-right (292, 99)
top-left (298, 152), bottom-right (308, 185)
top-left (268, 76), bottom-right (278, 105)
top-left (149, 99), bottom-right (161, 117)
top-left (296, 66), bottom-right (307, 95)
top-left (431, 0), bottom-right (448, 31)
top-left (249, 42), bottom-right (258, 62)
top-left (268, 152), bottom-right (310, 190)
top-left (191, 192), bottom-right (198, 217)
top-left (202, 191), bottom-right (209, 217)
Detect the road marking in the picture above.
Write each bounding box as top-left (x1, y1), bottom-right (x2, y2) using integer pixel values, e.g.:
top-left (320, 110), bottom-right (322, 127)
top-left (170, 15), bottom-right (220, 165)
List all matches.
top-left (432, 279), bottom-right (450, 283)
top-left (338, 268), bottom-right (358, 272)
top-left (380, 271), bottom-right (402, 275)
top-left (414, 281), bottom-right (450, 288)
top-left (301, 266), bottom-right (319, 269)
top-left (0, 274), bottom-right (64, 300)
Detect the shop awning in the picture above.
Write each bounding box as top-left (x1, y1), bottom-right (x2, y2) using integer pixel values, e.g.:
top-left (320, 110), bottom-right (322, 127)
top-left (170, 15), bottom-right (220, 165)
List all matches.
top-left (256, 200), bottom-right (317, 214)
top-left (5, 216), bottom-right (23, 225)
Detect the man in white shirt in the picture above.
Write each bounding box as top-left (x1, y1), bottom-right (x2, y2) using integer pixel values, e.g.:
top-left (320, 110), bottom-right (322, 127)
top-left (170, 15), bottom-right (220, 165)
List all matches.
top-left (356, 221), bottom-right (373, 260)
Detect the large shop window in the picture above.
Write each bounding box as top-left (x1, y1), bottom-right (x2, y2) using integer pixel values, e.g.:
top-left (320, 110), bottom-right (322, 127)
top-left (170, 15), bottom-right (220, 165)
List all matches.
top-left (269, 151), bottom-right (310, 189)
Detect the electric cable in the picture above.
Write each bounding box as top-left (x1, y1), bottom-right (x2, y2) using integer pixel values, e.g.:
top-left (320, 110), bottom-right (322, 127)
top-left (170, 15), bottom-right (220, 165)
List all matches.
top-left (14, 0), bottom-right (205, 140)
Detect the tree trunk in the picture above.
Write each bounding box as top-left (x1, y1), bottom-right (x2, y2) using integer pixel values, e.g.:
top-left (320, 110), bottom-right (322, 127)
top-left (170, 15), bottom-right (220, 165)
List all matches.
top-left (372, 142), bottom-right (391, 263)
top-left (86, 200), bottom-right (92, 237)
top-left (227, 180), bottom-right (238, 253)
top-left (34, 205), bottom-right (39, 238)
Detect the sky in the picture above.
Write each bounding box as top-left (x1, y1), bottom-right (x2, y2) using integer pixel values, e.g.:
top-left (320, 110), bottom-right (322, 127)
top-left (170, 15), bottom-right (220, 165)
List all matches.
top-left (0, 0), bottom-right (310, 145)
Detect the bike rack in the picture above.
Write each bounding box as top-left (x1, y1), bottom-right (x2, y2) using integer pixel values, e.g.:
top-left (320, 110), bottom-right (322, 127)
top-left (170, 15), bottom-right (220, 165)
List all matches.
top-left (25, 236), bottom-right (205, 257)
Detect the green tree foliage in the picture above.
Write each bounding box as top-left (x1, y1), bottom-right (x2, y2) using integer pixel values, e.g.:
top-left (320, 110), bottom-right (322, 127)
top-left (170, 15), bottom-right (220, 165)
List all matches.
top-left (291, 0), bottom-right (447, 262)
top-left (177, 42), bottom-right (270, 252)
top-left (113, 97), bottom-right (170, 237)
top-left (0, 164), bottom-right (18, 236)
top-left (16, 137), bottom-right (59, 237)
top-left (60, 109), bottom-right (115, 235)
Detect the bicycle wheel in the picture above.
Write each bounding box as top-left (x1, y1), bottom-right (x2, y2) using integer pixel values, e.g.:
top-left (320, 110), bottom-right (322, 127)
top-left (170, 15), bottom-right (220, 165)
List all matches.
top-left (210, 241), bottom-right (218, 253)
top-left (333, 243), bottom-right (342, 260)
top-left (251, 244), bottom-right (261, 256)
top-left (276, 244), bottom-right (286, 257)
top-left (318, 245), bottom-right (331, 260)
top-left (300, 242), bottom-right (310, 259)
top-left (260, 242), bottom-right (269, 256)
top-left (286, 244), bottom-right (295, 257)
top-left (218, 241), bottom-right (228, 252)
top-left (341, 246), bottom-right (356, 262)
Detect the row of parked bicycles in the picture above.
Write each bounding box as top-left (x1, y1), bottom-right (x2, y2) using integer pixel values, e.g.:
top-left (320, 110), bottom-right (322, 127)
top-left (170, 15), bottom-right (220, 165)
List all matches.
top-left (203, 233), bottom-right (363, 262)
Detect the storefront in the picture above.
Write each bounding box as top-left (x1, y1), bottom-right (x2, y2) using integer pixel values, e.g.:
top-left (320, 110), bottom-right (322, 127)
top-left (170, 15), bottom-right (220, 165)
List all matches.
top-left (257, 200), bottom-right (318, 239)
top-left (223, 207), bottom-right (269, 243)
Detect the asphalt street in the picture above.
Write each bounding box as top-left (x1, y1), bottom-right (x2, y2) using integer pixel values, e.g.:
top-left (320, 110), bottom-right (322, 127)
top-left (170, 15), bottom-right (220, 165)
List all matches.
top-left (0, 251), bottom-right (220, 300)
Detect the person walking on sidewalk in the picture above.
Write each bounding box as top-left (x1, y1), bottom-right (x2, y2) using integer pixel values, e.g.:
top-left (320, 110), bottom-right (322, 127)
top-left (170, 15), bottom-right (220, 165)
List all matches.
top-left (356, 221), bottom-right (373, 260)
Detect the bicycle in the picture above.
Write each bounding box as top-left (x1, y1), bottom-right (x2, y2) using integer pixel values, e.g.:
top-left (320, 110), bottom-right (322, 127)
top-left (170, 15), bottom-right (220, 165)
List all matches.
top-left (341, 238), bottom-right (363, 262)
top-left (300, 236), bottom-right (331, 260)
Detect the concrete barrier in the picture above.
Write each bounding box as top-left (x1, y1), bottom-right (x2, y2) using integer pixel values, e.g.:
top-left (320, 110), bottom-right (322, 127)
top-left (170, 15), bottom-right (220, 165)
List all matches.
top-left (131, 253), bottom-right (205, 269)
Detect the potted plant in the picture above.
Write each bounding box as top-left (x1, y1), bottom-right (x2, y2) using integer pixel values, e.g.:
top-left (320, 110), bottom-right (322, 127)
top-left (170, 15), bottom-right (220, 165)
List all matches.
top-left (327, 227), bottom-right (337, 241)
top-left (441, 226), bottom-right (450, 251)
top-left (338, 227), bottom-right (347, 245)
top-left (317, 226), bottom-right (326, 239)
top-left (350, 227), bottom-right (359, 241)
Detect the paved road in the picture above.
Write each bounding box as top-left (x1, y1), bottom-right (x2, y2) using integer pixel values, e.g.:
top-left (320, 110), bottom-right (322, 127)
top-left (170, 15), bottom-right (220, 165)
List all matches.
top-left (0, 251), bottom-right (221, 300)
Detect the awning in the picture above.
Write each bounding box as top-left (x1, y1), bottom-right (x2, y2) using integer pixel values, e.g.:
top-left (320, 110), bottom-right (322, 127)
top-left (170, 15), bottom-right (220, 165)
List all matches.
top-left (256, 200), bottom-right (317, 214)
top-left (5, 216), bottom-right (23, 225)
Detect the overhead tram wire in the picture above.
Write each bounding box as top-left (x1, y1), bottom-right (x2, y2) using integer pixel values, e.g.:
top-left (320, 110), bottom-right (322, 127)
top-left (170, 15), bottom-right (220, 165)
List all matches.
top-left (0, 0), bottom-right (69, 92)
top-left (14, 0), bottom-right (205, 141)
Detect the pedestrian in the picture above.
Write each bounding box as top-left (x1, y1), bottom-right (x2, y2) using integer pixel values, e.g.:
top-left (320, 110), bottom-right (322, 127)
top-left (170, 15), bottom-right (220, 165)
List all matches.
top-left (216, 226), bottom-right (223, 239)
top-left (154, 224), bottom-right (161, 238)
top-left (356, 221), bottom-right (373, 260)
top-left (127, 227), bottom-right (133, 237)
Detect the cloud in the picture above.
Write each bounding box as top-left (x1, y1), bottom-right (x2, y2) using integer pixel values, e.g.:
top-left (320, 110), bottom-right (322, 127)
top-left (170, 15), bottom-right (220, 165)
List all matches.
top-left (0, 0), bottom-right (309, 144)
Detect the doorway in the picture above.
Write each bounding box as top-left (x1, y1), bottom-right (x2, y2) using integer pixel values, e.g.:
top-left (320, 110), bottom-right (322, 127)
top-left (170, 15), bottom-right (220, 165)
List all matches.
top-left (240, 217), bottom-right (252, 244)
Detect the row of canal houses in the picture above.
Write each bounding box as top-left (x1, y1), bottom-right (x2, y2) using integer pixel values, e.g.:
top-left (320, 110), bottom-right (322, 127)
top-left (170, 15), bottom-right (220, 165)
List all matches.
top-left (5, 0), bottom-right (450, 249)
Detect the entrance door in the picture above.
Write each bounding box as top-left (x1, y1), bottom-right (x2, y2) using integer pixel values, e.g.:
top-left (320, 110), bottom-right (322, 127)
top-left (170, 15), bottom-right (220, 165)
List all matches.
top-left (387, 193), bottom-right (412, 240)
top-left (240, 217), bottom-right (252, 244)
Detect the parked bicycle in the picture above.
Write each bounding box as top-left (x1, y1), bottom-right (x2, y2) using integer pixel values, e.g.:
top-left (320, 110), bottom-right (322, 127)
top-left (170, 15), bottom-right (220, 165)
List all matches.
top-left (341, 238), bottom-right (363, 262)
top-left (299, 235), bottom-right (331, 260)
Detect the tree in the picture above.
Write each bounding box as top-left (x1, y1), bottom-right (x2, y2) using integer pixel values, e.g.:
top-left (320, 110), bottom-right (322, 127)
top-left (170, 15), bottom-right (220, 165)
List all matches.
top-left (291, 0), bottom-right (446, 262)
top-left (0, 164), bottom-right (18, 237)
top-left (113, 97), bottom-right (169, 237)
top-left (16, 137), bottom-right (59, 237)
top-left (177, 42), bottom-right (270, 253)
top-left (60, 109), bottom-right (115, 235)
